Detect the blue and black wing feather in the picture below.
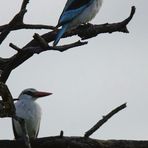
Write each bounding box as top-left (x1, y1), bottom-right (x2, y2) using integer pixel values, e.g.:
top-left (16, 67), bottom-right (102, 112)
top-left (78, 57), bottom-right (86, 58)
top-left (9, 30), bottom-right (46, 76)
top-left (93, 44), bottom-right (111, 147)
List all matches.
top-left (65, 0), bottom-right (93, 11)
top-left (54, 0), bottom-right (94, 46)
top-left (58, 0), bottom-right (93, 26)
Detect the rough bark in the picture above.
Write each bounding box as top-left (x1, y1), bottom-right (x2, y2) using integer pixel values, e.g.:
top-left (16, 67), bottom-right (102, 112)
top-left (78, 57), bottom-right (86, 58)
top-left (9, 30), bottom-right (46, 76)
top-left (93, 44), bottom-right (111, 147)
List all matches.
top-left (0, 137), bottom-right (148, 148)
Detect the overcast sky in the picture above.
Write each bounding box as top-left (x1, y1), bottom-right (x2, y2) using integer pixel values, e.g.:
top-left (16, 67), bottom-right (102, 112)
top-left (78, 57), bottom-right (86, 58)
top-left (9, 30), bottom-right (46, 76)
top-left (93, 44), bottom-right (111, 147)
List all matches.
top-left (0, 0), bottom-right (148, 140)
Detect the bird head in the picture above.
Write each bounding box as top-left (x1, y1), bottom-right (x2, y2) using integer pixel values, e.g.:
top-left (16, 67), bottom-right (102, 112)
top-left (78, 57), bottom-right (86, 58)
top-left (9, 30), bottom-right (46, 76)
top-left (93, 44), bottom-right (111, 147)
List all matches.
top-left (18, 88), bottom-right (52, 101)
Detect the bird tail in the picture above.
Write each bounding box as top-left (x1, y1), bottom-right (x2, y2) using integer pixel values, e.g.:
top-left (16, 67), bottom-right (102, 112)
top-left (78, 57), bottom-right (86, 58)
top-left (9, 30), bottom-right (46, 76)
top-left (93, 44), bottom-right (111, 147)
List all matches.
top-left (53, 24), bottom-right (68, 46)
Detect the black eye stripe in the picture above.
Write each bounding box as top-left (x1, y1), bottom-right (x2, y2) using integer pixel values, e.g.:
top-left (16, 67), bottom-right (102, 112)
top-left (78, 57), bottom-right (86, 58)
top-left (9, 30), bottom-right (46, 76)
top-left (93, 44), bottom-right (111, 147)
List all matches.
top-left (23, 91), bottom-right (34, 96)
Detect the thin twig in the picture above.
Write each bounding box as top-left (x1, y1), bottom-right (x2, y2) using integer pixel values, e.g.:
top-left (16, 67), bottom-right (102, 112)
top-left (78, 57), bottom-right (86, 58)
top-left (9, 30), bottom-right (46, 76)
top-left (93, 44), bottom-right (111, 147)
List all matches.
top-left (84, 103), bottom-right (127, 138)
top-left (20, 0), bottom-right (30, 11)
top-left (9, 37), bottom-right (87, 56)
top-left (20, 24), bottom-right (55, 30)
top-left (59, 130), bottom-right (64, 138)
top-left (52, 40), bottom-right (88, 52)
top-left (33, 33), bottom-right (88, 53)
top-left (9, 43), bottom-right (21, 52)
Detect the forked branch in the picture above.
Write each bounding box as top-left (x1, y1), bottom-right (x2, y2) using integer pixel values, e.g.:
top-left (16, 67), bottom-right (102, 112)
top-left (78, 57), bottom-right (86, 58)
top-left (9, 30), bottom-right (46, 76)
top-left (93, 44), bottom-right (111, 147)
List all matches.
top-left (0, 0), bottom-right (54, 44)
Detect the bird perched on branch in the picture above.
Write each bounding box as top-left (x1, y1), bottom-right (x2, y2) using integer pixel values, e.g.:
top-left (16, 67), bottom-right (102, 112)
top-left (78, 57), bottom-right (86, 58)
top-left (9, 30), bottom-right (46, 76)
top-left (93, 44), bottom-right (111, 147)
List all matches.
top-left (53, 0), bottom-right (103, 46)
top-left (12, 88), bottom-right (52, 139)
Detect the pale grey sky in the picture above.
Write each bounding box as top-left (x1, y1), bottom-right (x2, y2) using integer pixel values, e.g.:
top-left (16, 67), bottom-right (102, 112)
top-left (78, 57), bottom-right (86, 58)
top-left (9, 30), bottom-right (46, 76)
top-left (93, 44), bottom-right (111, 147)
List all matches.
top-left (0, 0), bottom-right (148, 140)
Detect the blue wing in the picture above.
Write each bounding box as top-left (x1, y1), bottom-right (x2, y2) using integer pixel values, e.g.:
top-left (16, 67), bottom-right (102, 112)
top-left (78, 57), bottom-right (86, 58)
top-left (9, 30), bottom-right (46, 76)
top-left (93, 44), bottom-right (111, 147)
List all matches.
top-left (53, 24), bottom-right (68, 46)
top-left (58, 0), bottom-right (94, 26)
top-left (63, 0), bottom-right (76, 11)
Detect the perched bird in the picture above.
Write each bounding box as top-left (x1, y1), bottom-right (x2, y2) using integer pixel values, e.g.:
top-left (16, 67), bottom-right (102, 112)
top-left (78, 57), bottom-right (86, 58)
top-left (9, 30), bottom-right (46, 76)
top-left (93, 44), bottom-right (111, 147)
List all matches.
top-left (12, 88), bottom-right (52, 139)
top-left (53, 0), bottom-right (103, 46)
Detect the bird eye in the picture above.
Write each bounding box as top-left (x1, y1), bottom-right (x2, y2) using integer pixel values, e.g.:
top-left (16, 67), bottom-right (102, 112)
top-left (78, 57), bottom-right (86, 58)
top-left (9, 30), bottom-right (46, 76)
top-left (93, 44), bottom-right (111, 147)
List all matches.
top-left (23, 91), bottom-right (33, 96)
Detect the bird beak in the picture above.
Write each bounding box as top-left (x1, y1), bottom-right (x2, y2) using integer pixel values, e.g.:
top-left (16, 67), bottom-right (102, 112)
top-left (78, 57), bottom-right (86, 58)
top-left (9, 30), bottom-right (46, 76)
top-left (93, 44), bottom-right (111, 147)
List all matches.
top-left (34, 91), bottom-right (53, 98)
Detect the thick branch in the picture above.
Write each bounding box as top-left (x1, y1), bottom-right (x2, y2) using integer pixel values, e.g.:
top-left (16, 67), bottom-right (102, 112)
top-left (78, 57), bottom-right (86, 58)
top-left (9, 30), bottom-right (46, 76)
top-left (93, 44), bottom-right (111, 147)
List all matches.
top-left (0, 137), bottom-right (148, 148)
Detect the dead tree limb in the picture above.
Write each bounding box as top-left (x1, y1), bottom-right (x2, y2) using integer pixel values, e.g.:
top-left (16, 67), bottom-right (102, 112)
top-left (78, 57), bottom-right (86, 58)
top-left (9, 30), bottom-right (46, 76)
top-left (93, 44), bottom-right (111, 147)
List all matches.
top-left (84, 103), bottom-right (127, 138)
top-left (0, 6), bottom-right (136, 83)
top-left (0, 137), bottom-right (148, 148)
top-left (0, 0), bottom-right (54, 44)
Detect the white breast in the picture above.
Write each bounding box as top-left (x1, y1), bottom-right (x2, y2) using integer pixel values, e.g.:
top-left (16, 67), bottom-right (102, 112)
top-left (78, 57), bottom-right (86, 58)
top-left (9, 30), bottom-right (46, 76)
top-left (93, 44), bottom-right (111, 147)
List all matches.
top-left (68, 0), bottom-right (103, 29)
top-left (13, 99), bottom-right (41, 138)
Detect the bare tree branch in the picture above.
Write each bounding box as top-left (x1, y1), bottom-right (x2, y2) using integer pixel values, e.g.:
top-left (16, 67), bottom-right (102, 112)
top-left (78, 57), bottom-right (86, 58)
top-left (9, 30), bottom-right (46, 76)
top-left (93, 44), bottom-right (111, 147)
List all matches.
top-left (33, 33), bottom-right (88, 53)
top-left (0, 137), bottom-right (148, 148)
top-left (0, 9), bottom-right (27, 44)
top-left (9, 43), bottom-right (21, 52)
top-left (20, 0), bottom-right (30, 11)
top-left (0, 0), bottom-right (54, 44)
top-left (9, 40), bottom-right (87, 55)
top-left (0, 6), bottom-right (136, 83)
top-left (0, 24), bottom-right (54, 33)
top-left (84, 103), bottom-right (127, 138)
top-left (71, 6), bottom-right (136, 40)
